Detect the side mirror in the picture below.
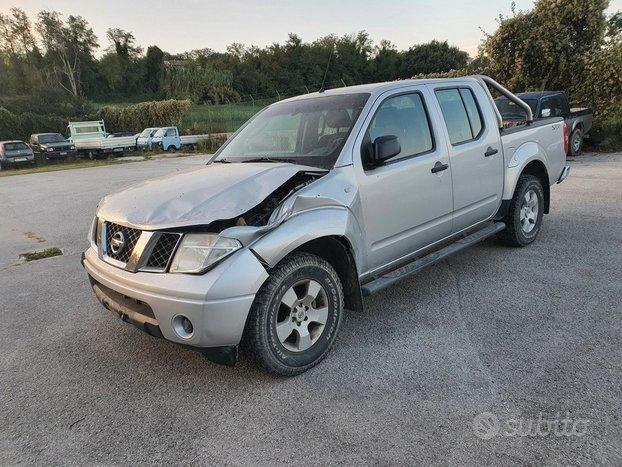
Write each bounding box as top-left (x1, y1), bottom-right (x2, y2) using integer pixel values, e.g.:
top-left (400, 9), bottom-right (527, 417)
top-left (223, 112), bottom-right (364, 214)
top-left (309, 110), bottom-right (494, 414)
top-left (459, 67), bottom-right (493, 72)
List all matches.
top-left (365, 135), bottom-right (401, 168)
top-left (541, 108), bottom-right (552, 118)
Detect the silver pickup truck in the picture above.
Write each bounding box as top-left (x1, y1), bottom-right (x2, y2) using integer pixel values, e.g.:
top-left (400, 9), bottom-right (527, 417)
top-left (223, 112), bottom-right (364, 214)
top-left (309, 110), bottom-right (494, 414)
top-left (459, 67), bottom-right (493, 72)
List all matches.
top-left (82, 76), bottom-right (570, 375)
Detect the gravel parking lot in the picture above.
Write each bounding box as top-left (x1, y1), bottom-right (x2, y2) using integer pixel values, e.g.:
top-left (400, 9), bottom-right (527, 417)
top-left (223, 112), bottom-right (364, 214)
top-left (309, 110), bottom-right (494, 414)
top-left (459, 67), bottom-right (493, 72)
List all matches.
top-left (1, 153), bottom-right (620, 464)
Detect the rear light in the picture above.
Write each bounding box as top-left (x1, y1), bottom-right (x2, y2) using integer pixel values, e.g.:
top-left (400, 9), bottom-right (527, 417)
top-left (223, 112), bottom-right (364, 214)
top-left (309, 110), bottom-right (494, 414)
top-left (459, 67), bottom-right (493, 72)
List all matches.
top-left (562, 122), bottom-right (569, 155)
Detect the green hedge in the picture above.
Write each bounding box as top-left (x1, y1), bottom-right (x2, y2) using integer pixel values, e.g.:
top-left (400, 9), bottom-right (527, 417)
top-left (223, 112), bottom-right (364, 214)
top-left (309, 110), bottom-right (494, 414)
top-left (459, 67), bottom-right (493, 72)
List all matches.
top-left (587, 106), bottom-right (622, 152)
top-left (96, 99), bottom-right (192, 133)
top-left (0, 107), bottom-right (66, 141)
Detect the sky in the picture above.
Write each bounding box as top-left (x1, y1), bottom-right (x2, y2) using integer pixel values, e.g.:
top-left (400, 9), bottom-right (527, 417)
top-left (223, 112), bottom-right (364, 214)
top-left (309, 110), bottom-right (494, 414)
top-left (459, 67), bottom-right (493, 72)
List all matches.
top-left (2, 0), bottom-right (621, 58)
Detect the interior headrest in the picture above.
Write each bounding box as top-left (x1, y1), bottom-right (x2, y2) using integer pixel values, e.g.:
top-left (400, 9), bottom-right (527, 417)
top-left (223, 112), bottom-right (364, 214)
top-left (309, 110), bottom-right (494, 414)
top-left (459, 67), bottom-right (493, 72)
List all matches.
top-left (325, 109), bottom-right (352, 128)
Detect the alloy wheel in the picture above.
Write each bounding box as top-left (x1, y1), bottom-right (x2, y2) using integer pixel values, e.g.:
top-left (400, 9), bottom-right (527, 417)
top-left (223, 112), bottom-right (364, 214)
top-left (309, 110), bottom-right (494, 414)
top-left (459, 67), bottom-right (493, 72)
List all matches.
top-left (275, 279), bottom-right (329, 352)
top-left (520, 189), bottom-right (539, 233)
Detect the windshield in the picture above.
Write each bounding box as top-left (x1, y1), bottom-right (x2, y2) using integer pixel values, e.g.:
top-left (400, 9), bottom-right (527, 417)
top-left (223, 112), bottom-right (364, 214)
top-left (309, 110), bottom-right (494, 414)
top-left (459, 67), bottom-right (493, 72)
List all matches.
top-left (214, 93), bottom-right (370, 169)
top-left (4, 142), bottom-right (28, 151)
top-left (39, 134), bottom-right (65, 144)
top-left (495, 98), bottom-right (538, 119)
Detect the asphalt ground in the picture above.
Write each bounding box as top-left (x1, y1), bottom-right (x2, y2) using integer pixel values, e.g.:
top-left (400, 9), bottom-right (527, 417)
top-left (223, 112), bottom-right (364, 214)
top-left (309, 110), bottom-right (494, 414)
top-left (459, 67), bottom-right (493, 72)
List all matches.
top-left (1, 152), bottom-right (620, 464)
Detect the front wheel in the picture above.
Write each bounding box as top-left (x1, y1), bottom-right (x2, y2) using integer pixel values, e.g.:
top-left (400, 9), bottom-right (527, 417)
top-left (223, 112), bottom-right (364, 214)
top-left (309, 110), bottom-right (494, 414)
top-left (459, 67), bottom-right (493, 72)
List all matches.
top-left (498, 174), bottom-right (544, 247)
top-left (242, 253), bottom-right (344, 376)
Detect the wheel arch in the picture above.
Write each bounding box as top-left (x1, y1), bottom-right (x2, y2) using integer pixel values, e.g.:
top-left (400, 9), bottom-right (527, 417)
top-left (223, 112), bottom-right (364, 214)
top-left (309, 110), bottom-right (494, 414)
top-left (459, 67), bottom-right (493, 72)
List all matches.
top-left (503, 146), bottom-right (551, 215)
top-left (292, 236), bottom-right (363, 313)
top-left (520, 160), bottom-right (550, 214)
top-left (249, 207), bottom-right (365, 312)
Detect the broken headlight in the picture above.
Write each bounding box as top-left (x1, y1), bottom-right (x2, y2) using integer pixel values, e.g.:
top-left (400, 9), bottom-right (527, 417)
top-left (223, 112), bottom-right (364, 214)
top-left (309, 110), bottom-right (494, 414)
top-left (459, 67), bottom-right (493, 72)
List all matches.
top-left (169, 233), bottom-right (241, 274)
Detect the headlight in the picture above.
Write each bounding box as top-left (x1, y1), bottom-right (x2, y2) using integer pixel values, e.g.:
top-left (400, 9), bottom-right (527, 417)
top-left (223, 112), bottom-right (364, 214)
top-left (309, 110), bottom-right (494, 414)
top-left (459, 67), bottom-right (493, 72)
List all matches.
top-left (47, 147), bottom-right (54, 152)
top-left (70, 145), bottom-right (75, 150)
top-left (169, 233), bottom-right (241, 274)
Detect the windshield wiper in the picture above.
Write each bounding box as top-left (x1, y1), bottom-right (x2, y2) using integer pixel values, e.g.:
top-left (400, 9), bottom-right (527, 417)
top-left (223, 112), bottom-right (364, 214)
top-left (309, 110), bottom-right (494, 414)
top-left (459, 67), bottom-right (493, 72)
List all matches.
top-left (242, 156), bottom-right (297, 164)
top-left (212, 159), bottom-right (231, 163)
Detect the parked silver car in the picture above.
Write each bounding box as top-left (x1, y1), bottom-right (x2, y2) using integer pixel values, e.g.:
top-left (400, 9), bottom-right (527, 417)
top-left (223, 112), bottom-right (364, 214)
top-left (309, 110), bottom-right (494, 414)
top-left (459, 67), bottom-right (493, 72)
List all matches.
top-left (0, 141), bottom-right (35, 169)
top-left (82, 76), bottom-right (569, 375)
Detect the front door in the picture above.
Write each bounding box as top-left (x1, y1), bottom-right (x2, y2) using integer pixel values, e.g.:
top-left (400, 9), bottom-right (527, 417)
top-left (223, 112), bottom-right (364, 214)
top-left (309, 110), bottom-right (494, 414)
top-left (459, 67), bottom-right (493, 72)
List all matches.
top-left (354, 87), bottom-right (453, 274)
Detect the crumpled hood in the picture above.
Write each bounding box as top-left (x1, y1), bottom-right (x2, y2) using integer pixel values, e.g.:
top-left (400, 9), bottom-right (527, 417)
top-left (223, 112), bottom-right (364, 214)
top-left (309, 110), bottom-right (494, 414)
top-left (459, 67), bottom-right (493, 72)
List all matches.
top-left (97, 162), bottom-right (314, 230)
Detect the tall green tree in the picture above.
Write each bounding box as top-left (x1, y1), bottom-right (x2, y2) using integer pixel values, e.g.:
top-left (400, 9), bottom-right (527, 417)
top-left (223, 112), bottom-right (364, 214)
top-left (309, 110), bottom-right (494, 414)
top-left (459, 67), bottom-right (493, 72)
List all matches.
top-left (400, 40), bottom-right (468, 77)
top-left (482, 0), bottom-right (610, 91)
top-left (145, 45), bottom-right (165, 94)
top-left (37, 11), bottom-right (98, 97)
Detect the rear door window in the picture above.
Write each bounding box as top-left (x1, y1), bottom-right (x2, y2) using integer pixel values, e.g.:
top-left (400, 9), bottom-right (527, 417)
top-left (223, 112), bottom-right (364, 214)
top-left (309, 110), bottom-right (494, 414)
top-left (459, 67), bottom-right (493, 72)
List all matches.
top-left (435, 88), bottom-right (484, 145)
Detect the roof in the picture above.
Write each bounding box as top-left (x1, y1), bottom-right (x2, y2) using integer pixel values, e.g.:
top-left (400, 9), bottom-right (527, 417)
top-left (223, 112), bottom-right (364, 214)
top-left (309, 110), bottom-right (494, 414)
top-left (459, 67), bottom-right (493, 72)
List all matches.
top-left (0, 140), bottom-right (26, 144)
top-left (31, 132), bottom-right (63, 137)
top-left (279, 77), bottom-right (482, 103)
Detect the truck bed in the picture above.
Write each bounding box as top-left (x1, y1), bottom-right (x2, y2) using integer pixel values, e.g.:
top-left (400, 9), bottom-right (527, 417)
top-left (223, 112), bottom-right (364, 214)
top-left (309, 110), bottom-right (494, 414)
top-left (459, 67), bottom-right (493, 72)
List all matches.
top-left (75, 136), bottom-right (136, 151)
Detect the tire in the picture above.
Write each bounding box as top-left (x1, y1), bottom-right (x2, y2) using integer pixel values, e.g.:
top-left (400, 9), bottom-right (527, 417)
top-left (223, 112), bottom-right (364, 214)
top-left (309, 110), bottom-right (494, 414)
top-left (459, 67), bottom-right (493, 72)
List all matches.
top-left (87, 151), bottom-right (96, 160)
top-left (569, 128), bottom-right (583, 156)
top-left (497, 174), bottom-right (545, 247)
top-left (242, 252), bottom-right (344, 376)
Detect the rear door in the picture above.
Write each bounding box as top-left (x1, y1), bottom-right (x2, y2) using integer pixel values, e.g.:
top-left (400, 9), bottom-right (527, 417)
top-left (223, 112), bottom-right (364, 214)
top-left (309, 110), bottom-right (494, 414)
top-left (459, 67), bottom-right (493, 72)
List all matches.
top-left (430, 83), bottom-right (504, 232)
top-left (354, 85), bottom-right (453, 273)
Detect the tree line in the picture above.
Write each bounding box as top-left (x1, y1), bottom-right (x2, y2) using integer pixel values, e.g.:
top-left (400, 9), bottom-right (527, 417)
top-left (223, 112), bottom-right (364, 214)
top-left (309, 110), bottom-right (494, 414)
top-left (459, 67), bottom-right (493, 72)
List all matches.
top-left (0, 7), bottom-right (470, 105)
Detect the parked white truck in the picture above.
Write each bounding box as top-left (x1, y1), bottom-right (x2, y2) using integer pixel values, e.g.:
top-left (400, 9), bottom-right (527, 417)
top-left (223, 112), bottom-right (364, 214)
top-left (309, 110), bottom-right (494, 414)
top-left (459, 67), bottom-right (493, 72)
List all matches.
top-left (66, 121), bottom-right (136, 158)
top-left (83, 76), bottom-right (569, 375)
top-left (151, 126), bottom-right (210, 151)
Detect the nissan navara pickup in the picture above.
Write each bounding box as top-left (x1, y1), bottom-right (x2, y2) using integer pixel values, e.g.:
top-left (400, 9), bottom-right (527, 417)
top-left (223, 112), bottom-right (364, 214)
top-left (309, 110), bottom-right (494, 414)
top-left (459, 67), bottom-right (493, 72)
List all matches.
top-left (82, 76), bottom-right (570, 376)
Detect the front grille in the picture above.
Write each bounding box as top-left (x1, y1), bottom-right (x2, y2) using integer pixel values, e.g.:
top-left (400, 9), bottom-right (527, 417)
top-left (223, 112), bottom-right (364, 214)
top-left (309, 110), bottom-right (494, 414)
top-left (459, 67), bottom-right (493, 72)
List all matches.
top-left (146, 233), bottom-right (181, 269)
top-left (105, 222), bottom-right (141, 263)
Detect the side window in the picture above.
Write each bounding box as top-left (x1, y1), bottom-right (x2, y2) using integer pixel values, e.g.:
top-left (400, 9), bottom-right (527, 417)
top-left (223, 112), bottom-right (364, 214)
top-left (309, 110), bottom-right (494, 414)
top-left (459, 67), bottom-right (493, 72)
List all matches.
top-left (540, 96), bottom-right (564, 118)
top-left (165, 128), bottom-right (176, 137)
top-left (364, 93), bottom-right (434, 164)
top-left (459, 89), bottom-right (483, 138)
top-left (435, 88), bottom-right (485, 145)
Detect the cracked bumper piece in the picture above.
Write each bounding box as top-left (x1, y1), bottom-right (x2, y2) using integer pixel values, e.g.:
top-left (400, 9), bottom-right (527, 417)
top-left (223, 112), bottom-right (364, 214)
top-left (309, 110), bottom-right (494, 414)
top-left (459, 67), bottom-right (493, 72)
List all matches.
top-left (82, 247), bottom-right (269, 351)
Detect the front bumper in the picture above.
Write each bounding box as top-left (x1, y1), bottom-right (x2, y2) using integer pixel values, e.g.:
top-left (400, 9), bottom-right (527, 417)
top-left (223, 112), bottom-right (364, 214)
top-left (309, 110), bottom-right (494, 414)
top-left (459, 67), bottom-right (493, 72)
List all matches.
top-left (82, 246), bottom-right (268, 350)
top-left (43, 149), bottom-right (77, 159)
top-left (2, 155), bottom-right (34, 165)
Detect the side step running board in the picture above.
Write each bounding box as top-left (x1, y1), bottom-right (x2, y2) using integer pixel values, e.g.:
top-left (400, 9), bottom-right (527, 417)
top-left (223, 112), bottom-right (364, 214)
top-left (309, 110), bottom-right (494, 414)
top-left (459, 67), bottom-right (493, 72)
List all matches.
top-left (361, 222), bottom-right (506, 296)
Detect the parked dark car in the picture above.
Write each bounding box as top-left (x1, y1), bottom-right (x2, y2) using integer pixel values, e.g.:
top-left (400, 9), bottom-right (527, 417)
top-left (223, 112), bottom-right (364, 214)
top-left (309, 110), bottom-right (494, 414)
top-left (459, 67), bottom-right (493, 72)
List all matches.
top-left (29, 133), bottom-right (77, 160)
top-left (0, 141), bottom-right (35, 169)
top-left (495, 91), bottom-right (593, 156)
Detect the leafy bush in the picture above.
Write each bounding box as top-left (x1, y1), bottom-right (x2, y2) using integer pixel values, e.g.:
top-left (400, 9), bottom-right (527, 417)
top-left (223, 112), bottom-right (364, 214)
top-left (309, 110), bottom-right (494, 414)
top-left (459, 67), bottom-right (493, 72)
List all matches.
top-left (0, 107), bottom-right (65, 141)
top-left (0, 107), bottom-right (20, 140)
top-left (587, 105), bottom-right (622, 152)
top-left (96, 99), bottom-right (192, 132)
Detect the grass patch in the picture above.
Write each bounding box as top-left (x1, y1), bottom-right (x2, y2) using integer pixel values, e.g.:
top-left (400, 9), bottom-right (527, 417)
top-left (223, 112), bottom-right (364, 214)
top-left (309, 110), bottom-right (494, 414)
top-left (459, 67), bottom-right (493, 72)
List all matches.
top-left (20, 247), bottom-right (63, 261)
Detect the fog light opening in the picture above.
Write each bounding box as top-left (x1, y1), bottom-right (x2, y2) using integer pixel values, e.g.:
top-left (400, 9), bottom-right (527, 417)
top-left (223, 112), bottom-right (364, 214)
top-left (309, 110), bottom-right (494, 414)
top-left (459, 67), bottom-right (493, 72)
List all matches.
top-left (172, 315), bottom-right (194, 339)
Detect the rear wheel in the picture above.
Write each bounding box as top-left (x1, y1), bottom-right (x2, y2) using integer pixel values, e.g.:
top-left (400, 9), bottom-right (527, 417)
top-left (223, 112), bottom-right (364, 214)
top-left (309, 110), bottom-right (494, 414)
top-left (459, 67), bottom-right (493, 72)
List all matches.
top-left (242, 252), bottom-right (343, 376)
top-left (570, 128), bottom-right (583, 156)
top-left (498, 174), bottom-right (544, 247)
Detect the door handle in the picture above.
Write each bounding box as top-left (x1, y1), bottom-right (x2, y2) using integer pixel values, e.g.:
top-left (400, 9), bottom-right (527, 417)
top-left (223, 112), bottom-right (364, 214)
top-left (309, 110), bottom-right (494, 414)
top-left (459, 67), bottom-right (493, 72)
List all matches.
top-left (484, 147), bottom-right (499, 157)
top-left (431, 161), bottom-right (449, 173)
